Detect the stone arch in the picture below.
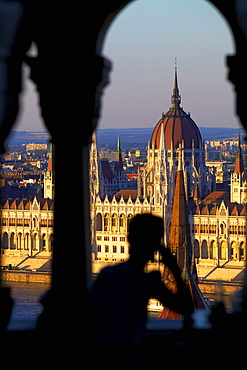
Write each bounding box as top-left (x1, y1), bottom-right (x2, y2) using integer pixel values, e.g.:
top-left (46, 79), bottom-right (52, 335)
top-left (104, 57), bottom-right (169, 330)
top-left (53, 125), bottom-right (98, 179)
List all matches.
top-left (239, 241), bottom-right (245, 261)
top-left (41, 233), bottom-right (47, 251)
top-left (194, 239), bottom-right (200, 259)
top-left (119, 213), bottom-right (126, 231)
top-left (24, 233), bottom-right (30, 251)
top-left (230, 241), bottom-right (238, 260)
top-left (2, 232), bottom-right (8, 249)
top-left (10, 232), bottom-right (15, 250)
top-left (96, 213), bottom-right (102, 231)
top-left (220, 240), bottom-right (227, 260)
top-left (17, 232), bottom-right (22, 250)
top-left (127, 214), bottom-right (133, 231)
top-left (210, 240), bottom-right (217, 260)
top-left (104, 213), bottom-right (110, 232)
top-left (33, 233), bottom-right (39, 251)
top-left (220, 222), bottom-right (226, 235)
top-left (49, 234), bottom-right (54, 251)
top-left (111, 213), bottom-right (118, 232)
top-left (201, 240), bottom-right (208, 259)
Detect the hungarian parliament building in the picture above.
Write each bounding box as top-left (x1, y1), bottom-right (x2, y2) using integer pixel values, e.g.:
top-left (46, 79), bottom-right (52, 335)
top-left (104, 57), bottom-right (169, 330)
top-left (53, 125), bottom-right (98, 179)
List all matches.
top-left (0, 69), bottom-right (246, 268)
top-left (90, 68), bottom-right (247, 266)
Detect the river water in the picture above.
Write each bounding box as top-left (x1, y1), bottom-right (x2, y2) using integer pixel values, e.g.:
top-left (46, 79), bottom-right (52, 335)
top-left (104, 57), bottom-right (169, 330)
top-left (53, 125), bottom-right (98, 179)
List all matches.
top-left (2, 281), bottom-right (233, 330)
top-left (2, 281), bottom-right (50, 330)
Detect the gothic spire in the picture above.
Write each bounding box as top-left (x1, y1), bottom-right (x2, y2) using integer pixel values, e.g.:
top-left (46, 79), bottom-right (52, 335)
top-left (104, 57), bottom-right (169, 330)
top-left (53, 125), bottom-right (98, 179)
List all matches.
top-left (234, 132), bottom-right (244, 175)
top-left (114, 134), bottom-right (123, 172)
top-left (167, 146), bottom-right (191, 270)
top-left (171, 58), bottom-right (181, 109)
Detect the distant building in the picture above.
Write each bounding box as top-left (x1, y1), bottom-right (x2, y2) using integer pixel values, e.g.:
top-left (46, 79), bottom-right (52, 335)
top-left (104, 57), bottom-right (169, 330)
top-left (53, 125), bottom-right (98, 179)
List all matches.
top-left (90, 133), bottom-right (128, 198)
top-left (26, 143), bottom-right (48, 151)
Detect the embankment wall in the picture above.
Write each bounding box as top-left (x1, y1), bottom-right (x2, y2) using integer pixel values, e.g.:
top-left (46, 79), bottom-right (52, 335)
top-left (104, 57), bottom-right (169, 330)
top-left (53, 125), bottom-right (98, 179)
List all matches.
top-left (1, 270), bottom-right (51, 284)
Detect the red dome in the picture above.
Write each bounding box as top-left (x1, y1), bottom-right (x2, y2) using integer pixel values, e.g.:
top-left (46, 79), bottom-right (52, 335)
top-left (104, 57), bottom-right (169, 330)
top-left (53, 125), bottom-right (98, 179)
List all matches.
top-left (151, 107), bottom-right (202, 150)
top-left (150, 67), bottom-right (202, 150)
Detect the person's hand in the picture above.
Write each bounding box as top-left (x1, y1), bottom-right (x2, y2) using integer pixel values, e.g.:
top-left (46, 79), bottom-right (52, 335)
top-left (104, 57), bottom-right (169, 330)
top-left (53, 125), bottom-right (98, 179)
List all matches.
top-left (158, 245), bottom-right (181, 275)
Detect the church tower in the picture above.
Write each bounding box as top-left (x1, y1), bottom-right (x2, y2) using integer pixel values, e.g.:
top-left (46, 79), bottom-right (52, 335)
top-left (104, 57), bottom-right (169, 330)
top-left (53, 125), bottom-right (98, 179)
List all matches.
top-left (113, 135), bottom-right (127, 191)
top-left (166, 146), bottom-right (194, 274)
top-left (160, 147), bottom-right (208, 319)
top-left (230, 134), bottom-right (247, 203)
top-left (44, 143), bottom-right (54, 199)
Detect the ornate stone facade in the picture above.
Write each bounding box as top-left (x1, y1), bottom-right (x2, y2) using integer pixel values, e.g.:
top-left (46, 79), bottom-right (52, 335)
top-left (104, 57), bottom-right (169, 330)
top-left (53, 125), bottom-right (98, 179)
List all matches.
top-left (0, 197), bottom-right (54, 255)
top-left (90, 68), bottom-right (246, 266)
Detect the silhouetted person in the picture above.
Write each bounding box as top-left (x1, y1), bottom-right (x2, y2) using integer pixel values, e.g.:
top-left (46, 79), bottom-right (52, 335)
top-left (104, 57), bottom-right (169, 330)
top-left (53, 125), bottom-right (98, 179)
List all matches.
top-left (90, 213), bottom-right (194, 345)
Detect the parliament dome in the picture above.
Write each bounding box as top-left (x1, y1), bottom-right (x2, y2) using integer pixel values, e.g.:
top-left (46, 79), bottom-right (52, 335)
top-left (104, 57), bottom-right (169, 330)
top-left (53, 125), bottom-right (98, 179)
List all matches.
top-left (150, 67), bottom-right (202, 150)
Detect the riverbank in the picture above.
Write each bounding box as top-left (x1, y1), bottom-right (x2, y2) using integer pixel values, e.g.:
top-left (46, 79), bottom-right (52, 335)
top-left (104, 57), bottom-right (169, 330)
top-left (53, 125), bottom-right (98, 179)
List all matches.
top-left (1, 260), bottom-right (246, 296)
top-left (0, 270), bottom-right (51, 284)
top-left (198, 279), bottom-right (244, 294)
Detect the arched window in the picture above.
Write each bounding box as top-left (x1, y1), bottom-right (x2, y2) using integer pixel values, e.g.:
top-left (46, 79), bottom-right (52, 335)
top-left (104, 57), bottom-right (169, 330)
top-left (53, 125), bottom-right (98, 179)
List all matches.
top-left (194, 239), bottom-right (200, 259)
top-left (96, 213), bottom-right (102, 231)
top-left (201, 240), bottom-right (208, 259)
top-left (17, 233), bottom-right (22, 250)
top-left (104, 213), bottom-right (110, 231)
top-left (3, 232), bottom-right (8, 249)
top-left (220, 241), bottom-right (227, 260)
top-left (231, 241), bottom-right (238, 260)
top-left (119, 214), bottom-right (125, 229)
top-left (210, 240), bottom-right (217, 260)
top-left (240, 242), bottom-right (245, 261)
top-left (127, 214), bottom-right (133, 231)
top-left (111, 213), bottom-right (118, 232)
top-left (24, 233), bottom-right (29, 250)
top-left (10, 233), bottom-right (15, 250)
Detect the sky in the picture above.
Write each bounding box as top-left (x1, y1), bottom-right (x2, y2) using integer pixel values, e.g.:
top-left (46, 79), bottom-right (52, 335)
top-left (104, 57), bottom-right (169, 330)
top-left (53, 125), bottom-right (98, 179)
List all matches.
top-left (15, 0), bottom-right (241, 132)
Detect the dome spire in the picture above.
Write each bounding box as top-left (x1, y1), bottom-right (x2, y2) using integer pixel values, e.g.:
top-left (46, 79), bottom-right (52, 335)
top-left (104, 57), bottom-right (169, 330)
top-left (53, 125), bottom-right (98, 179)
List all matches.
top-left (171, 58), bottom-right (181, 108)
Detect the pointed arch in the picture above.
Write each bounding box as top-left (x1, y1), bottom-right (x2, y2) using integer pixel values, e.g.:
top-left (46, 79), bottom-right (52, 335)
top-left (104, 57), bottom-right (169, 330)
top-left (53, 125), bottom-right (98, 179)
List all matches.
top-left (119, 213), bottom-right (126, 232)
top-left (104, 213), bottom-right (110, 231)
top-left (96, 213), bottom-right (102, 231)
top-left (201, 240), bottom-right (208, 259)
top-left (2, 232), bottom-right (8, 249)
top-left (194, 239), bottom-right (200, 259)
top-left (111, 213), bottom-right (118, 232)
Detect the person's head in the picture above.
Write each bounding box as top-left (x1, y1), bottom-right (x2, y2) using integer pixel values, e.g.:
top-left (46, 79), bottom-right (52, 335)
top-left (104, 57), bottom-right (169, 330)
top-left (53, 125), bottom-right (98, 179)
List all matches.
top-left (128, 213), bottom-right (164, 264)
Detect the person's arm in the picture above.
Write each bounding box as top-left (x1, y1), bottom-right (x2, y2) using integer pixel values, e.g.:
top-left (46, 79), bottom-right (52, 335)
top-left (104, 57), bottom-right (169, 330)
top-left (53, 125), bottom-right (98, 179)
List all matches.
top-left (152, 246), bottom-right (194, 316)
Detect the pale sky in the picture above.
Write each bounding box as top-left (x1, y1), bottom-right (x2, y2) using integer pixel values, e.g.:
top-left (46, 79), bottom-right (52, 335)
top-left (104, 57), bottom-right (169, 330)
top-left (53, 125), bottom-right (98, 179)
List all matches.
top-left (15, 0), bottom-right (241, 132)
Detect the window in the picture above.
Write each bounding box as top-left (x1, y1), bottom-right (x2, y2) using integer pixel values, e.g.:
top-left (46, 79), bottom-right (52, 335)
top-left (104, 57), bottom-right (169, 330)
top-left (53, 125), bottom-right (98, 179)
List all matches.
top-left (97, 236), bottom-right (102, 240)
top-left (2, 218), bottom-right (8, 226)
top-left (97, 245), bottom-right (101, 252)
top-left (112, 236), bottom-right (117, 241)
top-left (48, 219), bottom-right (53, 227)
top-left (41, 219), bottom-right (47, 227)
top-left (104, 236), bottom-right (109, 241)
top-left (113, 245), bottom-right (117, 253)
top-left (17, 218), bottom-right (23, 226)
top-left (120, 246), bottom-right (125, 253)
top-left (105, 245), bottom-right (109, 253)
top-left (120, 236), bottom-right (125, 241)
top-left (9, 218), bottom-right (15, 226)
top-left (24, 219), bottom-right (29, 227)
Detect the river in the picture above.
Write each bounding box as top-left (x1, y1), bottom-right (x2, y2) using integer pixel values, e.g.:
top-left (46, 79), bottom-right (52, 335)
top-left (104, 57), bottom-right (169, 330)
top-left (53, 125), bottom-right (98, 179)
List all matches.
top-left (2, 281), bottom-right (233, 330)
top-left (2, 281), bottom-right (50, 330)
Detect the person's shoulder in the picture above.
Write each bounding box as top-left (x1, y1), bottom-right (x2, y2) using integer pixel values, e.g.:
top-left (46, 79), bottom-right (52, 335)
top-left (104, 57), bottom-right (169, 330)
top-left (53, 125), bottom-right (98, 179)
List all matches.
top-left (99, 262), bottom-right (127, 277)
top-left (147, 269), bottom-right (162, 282)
